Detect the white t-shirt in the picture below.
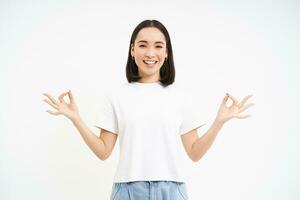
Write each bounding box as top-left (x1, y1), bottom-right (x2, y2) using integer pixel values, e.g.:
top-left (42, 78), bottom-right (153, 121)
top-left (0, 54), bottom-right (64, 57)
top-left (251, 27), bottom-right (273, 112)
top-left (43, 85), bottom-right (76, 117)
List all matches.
top-left (95, 81), bottom-right (205, 183)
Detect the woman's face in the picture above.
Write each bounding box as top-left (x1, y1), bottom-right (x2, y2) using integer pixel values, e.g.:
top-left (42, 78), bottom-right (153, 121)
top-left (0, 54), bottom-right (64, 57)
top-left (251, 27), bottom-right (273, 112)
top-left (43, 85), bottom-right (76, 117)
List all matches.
top-left (131, 27), bottom-right (168, 82)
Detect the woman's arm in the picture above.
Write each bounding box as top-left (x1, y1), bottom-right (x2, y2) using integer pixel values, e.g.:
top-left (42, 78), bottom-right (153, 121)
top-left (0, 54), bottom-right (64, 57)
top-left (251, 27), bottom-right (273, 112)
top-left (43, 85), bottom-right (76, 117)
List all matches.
top-left (72, 117), bottom-right (108, 160)
top-left (189, 118), bottom-right (223, 162)
top-left (43, 90), bottom-right (109, 161)
top-left (187, 93), bottom-right (254, 162)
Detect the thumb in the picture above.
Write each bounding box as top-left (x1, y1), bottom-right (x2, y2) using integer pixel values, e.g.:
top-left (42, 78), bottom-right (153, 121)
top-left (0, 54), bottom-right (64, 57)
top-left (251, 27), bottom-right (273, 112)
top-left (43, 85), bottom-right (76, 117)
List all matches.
top-left (222, 93), bottom-right (229, 105)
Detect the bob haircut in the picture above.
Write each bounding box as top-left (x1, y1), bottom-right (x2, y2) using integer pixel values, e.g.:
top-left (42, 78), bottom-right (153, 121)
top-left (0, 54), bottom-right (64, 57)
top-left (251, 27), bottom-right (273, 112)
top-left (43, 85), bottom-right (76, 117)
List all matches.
top-left (126, 19), bottom-right (175, 87)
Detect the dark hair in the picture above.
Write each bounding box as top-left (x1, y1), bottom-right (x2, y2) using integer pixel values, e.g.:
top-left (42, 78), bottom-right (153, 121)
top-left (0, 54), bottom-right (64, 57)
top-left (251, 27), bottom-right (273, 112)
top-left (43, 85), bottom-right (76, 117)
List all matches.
top-left (126, 20), bottom-right (175, 87)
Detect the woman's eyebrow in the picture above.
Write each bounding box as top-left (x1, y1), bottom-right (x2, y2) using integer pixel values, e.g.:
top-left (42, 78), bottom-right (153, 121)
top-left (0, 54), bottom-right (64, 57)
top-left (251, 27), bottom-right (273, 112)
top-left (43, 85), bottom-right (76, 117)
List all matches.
top-left (137, 40), bottom-right (165, 45)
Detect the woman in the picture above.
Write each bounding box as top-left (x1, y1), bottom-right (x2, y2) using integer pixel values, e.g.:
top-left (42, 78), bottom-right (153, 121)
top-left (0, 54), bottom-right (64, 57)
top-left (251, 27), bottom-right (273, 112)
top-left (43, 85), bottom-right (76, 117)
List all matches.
top-left (43, 19), bottom-right (254, 200)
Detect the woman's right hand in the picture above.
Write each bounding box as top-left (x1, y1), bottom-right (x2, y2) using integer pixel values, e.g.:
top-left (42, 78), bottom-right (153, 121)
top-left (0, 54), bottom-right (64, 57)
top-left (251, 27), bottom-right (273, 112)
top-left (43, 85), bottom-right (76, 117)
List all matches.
top-left (43, 90), bottom-right (80, 121)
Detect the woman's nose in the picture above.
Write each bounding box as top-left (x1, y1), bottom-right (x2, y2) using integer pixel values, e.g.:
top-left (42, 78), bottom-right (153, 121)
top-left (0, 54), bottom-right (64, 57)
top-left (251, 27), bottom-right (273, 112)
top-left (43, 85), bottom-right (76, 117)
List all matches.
top-left (145, 49), bottom-right (156, 57)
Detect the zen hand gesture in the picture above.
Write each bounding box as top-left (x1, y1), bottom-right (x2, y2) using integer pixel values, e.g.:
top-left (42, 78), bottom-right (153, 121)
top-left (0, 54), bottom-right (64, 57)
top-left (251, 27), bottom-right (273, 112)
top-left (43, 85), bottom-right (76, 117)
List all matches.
top-left (216, 93), bottom-right (254, 124)
top-left (43, 90), bottom-right (80, 121)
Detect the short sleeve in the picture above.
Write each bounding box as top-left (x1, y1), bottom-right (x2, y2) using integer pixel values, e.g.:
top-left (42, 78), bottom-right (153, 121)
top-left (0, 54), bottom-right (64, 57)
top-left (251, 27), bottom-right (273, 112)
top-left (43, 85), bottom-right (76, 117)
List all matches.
top-left (179, 91), bottom-right (205, 135)
top-left (94, 91), bottom-right (119, 134)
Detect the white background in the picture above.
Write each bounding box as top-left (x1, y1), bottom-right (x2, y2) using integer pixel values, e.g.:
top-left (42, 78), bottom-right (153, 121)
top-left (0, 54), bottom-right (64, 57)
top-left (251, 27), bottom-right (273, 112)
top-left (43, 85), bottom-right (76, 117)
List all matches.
top-left (0, 0), bottom-right (299, 199)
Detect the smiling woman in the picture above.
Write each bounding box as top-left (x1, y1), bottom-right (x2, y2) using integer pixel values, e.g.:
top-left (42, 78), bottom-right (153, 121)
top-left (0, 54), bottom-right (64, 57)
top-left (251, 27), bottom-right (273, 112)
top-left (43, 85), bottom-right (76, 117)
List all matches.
top-left (43, 19), bottom-right (254, 200)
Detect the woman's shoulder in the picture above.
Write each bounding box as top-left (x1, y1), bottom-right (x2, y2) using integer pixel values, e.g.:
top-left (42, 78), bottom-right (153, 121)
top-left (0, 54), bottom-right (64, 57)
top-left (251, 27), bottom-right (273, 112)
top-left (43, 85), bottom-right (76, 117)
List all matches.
top-left (167, 83), bottom-right (189, 97)
top-left (103, 82), bottom-right (132, 99)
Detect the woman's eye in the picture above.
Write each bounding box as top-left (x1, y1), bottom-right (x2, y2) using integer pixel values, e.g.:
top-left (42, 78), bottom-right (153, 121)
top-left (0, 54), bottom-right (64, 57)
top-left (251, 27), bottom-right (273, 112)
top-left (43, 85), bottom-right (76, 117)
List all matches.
top-left (138, 45), bottom-right (163, 48)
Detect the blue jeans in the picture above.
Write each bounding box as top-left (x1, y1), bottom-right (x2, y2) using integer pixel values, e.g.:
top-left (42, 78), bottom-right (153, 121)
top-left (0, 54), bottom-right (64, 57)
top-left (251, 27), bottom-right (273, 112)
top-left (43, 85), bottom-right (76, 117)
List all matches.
top-left (110, 181), bottom-right (189, 200)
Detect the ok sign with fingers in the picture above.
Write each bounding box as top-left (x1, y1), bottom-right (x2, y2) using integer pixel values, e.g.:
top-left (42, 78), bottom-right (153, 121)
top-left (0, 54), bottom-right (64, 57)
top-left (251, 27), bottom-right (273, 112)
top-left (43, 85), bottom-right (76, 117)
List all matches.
top-left (216, 93), bottom-right (255, 124)
top-left (42, 90), bottom-right (80, 121)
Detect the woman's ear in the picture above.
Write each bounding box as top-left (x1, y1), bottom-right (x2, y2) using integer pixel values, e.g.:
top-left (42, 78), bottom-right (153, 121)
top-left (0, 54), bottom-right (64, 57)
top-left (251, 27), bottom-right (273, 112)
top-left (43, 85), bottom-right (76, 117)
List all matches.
top-left (131, 43), bottom-right (134, 57)
top-left (165, 48), bottom-right (168, 57)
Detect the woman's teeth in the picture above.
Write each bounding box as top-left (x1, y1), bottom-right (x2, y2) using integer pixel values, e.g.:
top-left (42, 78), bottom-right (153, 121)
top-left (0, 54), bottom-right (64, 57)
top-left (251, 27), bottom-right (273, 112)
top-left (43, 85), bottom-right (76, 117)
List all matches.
top-left (143, 60), bottom-right (157, 65)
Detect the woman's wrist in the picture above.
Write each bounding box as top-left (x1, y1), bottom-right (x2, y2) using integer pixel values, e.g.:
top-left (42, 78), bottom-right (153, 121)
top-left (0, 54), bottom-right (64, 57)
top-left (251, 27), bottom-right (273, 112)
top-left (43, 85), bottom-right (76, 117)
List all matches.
top-left (214, 117), bottom-right (226, 127)
top-left (70, 114), bottom-right (82, 124)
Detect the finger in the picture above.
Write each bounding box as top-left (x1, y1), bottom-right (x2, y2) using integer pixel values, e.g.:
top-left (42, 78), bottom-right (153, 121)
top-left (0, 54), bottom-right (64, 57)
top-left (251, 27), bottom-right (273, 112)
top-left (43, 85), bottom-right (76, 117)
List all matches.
top-left (236, 114), bottom-right (251, 119)
top-left (46, 110), bottom-right (61, 116)
top-left (239, 103), bottom-right (255, 113)
top-left (227, 93), bottom-right (238, 105)
top-left (222, 93), bottom-right (229, 104)
top-left (58, 91), bottom-right (69, 103)
top-left (43, 93), bottom-right (59, 105)
top-left (68, 90), bottom-right (75, 103)
top-left (43, 99), bottom-right (59, 109)
top-left (238, 95), bottom-right (253, 108)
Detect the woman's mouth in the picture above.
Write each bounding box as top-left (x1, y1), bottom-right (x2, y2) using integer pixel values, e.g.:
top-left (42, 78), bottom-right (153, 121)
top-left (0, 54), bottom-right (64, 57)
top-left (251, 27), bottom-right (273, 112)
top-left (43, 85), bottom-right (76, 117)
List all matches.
top-left (143, 60), bottom-right (158, 67)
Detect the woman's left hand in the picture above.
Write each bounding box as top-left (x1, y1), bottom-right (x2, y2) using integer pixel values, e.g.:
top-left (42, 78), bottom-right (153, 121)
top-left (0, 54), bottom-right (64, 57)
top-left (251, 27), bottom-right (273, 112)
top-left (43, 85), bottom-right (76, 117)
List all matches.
top-left (216, 93), bottom-right (254, 124)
